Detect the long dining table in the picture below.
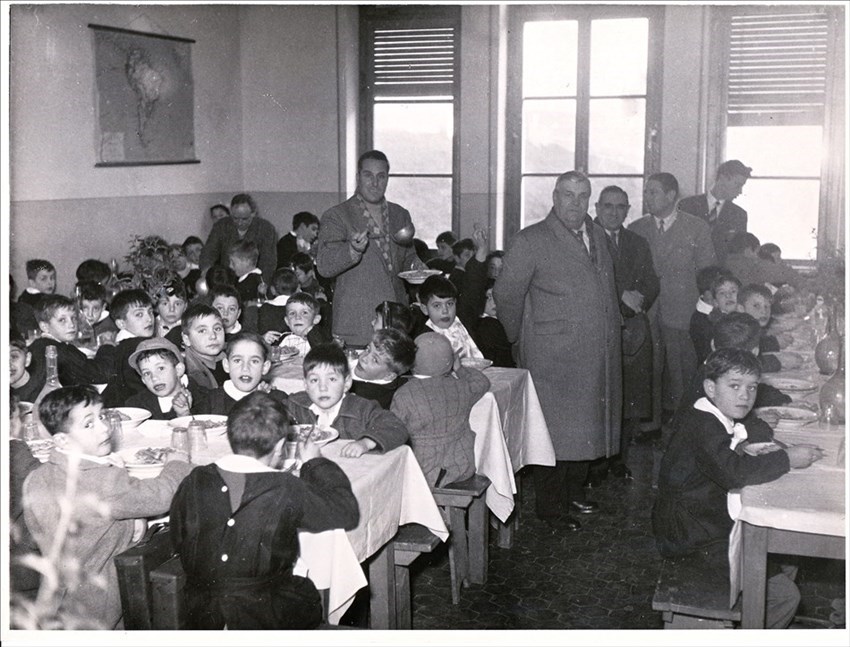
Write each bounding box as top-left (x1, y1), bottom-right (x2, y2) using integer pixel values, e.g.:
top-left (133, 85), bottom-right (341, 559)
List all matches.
top-left (728, 312), bottom-right (847, 628)
top-left (122, 419), bottom-right (449, 627)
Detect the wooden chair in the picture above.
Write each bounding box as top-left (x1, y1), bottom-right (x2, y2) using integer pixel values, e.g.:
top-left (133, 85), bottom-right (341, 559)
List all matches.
top-left (392, 523), bottom-right (442, 629)
top-left (114, 523), bottom-right (174, 630)
top-left (652, 557), bottom-right (742, 628)
top-left (431, 474), bottom-right (491, 604)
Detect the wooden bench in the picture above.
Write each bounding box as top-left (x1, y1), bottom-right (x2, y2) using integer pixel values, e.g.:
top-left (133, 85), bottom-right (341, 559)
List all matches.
top-left (432, 473), bottom-right (491, 604)
top-left (392, 523), bottom-right (443, 629)
top-left (652, 557), bottom-right (741, 629)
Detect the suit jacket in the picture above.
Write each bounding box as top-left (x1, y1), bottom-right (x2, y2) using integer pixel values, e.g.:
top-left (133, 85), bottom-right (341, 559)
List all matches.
top-left (677, 193), bottom-right (747, 264)
top-left (199, 216), bottom-right (278, 283)
top-left (595, 222), bottom-right (659, 317)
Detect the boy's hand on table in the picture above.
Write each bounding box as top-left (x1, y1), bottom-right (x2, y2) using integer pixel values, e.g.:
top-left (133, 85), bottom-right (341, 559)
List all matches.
top-left (339, 438), bottom-right (376, 458)
top-left (172, 388), bottom-right (192, 416)
top-left (166, 449), bottom-right (190, 464)
top-left (263, 330), bottom-right (283, 345)
top-left (298, 438), bottom-right (322, 462)
top-left (132, 519), bottom-right (146, 543)
top-left (785, 444), bottom-right (824, 468)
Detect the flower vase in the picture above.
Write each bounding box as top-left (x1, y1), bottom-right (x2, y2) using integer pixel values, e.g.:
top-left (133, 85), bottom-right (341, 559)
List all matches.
top-left (819, 343), bottom-right (846, 424)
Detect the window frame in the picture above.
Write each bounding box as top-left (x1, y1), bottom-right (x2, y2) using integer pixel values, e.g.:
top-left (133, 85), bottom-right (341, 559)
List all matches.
top-left (504, 4), bottom-right (665, 241)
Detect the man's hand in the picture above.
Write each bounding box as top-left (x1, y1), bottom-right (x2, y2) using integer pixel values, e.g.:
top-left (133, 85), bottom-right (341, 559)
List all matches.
top-left (621, 290), bottom-right (645, 313)
top-left (172, 388), bottom-right (193, 417)
top-left (350, 230), bottom-right (369, 254)
top-left (473, 226), bottom-right (490, 262)
top-left (339, 437), bottom-right (377, 458)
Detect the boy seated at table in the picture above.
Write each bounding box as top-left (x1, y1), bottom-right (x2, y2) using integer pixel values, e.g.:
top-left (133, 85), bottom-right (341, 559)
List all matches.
top-left (19, 258), bottom-right (56, 309)
top-left (473, 282), bottom-right (515, 368)
top-left (229, 239), bottom-right (264, 306)
top-left (350, 328), bottom-right (416, 409)
top-left (652, 347), bottom-right (822, 629)
top-left (258, 267), bottom-right (299, 339)
top-left (10, 336), bottom-right (43, 404)
top-left (690, 268), bottom-right (739, 365)
top-left (738, 284), bottom-right (801, 371)
top-left (181, 303), bottom-right (228, 390)
top-left (124, 337), bottom-right (208, 419)
top-left (204, 332), bottom-right (288, 416)
top-left (77, 280), bottom-right (119, 345)
top-left (154, 278), bottom-right (188, 339)
top-left (169, 391), bottom-right (359, 629)
top-left (287, 344), bottom-right (409, 458)
top-left (290, 252), bottom-right (327, 302)
top-left (275, 293), bottom-right (332, 358)
top-left (391, 332), bottom-right (490, 488)
top-left (28, 294), bottom-right (116, 390)
top-left (100, 289), bottom-right (156, 407)
top-left (210, 283), bottom-right (244, 337)
top-left (412, 275), bottom-right (484, 360)
top-left (23, 385), bottom-right (191, 629)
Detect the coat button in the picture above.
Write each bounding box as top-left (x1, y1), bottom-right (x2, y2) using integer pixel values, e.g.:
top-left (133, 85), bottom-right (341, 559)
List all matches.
top-left (221, 554), bottom-right (228, 562)
top-left (221, 486), bottom-right (228, 492)
top-left (227, 518), bottom-right (235, 527)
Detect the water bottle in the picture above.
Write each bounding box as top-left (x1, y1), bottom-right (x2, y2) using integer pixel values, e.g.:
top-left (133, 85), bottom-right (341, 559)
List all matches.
top-left (33, 345), bottom-right (62, 425)
top-left (810, 295), bottom-right (831, 343)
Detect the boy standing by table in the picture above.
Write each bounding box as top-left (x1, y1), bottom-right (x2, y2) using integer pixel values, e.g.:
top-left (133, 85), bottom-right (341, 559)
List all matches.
top-left (181, 304), bottom-right (228, 390)
top-left (18, 259), bottom-right (56, 309)
top-left (169, 391), bottom-right (359, 629)
top-left (653, 347), bottom-right (823, 628)
top-left (100, 289), bottom-right (156, 407)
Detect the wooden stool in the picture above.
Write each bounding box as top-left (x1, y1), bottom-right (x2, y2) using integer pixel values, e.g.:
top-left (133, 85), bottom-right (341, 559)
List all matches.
top-left (432, 474), bottom-right (491, 604)
top-left (114, 524), bottom-right (173, 629)
top-left (652, 557), bottom-right (741, 628)
top-left (392, 523), bottom-right (442, 629)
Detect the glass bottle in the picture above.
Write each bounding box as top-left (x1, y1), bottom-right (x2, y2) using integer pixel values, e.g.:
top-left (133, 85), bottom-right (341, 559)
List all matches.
top-left (809, 295), bottom-right (831, 344)
top-left (815, 315), bottom-right (842, 375)
top-left (105, 409), bottom-right (124, 452)
top-left (32, 345), bottom-right (62, 426)
top-left (256, 278), bottom-right (268, 307)
top-left (74, 286), bottom-right (97, 352)
top-left (819, 341), bottom-right (846, 425)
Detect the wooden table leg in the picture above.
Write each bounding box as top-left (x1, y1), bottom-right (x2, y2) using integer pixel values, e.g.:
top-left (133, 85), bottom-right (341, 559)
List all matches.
top-left (468, 496), bottom-right (489, 585)
top-left (741, 522), bottom-right (769, 629)
top-left (367, 541), bottom-right (397, 629)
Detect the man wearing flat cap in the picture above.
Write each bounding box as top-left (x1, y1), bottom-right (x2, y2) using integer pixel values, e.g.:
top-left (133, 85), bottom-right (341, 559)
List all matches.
top-left (678, 159), bottom-right (752, 264)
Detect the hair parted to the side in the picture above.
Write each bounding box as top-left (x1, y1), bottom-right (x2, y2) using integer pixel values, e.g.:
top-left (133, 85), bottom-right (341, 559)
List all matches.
top-left (303, 343), bottom-right (349, 378)
top-left (703, 347), bottom-right (762, 382)
top-left (38, 385), bottom-right (103, 436)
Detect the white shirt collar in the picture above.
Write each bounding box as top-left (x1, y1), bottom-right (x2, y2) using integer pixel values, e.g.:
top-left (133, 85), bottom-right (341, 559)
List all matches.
top-left (115, 329), bottom-right (136, 342)
top-left (97, 309), bottom-right (111, 324)
top-left (708, 190), bottom-right (724, 211)
top-left (696, 298), bottom-right (714, 315)
top-left (309, 397), bottom-right (345, 430)
top-left (655, 212), bottom-right (677, 230)
top-left (237, 268), bottom-right (263, 283)
top-left (226, 321), bottom-right (242, 335)
top-left (693, 396), bottom-right (749, 450)
top-left (215, 453), bottom-right (276, 473)
top-left (266, 294), bottom-right (290, 307)
top-left (25, 287), bottom-right (40, 294)
top-left (425, 317), bottom-right (483, 359)
top-left (223, 379), bottom-right (253, 401)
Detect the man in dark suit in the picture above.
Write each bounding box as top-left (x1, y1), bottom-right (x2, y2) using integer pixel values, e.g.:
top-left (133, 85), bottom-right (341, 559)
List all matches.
top-left (592, 185), bottom-right (659, 482)
top-left (677, 159), bottom-right (752, 264)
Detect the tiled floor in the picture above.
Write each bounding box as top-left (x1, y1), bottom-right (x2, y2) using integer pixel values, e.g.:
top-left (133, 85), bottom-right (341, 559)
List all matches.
top-left (399, 437), bottom-right (846, 631)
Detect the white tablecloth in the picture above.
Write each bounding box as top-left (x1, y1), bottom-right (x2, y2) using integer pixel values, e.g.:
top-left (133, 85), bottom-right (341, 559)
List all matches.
top-left (127, 421), bottom-right (447, 624)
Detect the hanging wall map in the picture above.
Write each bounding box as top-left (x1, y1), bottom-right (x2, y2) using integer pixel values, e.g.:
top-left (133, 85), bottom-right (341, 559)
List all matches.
top-left (90, 24), bottom-right (199, 166)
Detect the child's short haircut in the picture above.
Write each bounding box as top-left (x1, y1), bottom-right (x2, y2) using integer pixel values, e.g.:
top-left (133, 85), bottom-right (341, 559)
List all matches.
top-left (710, 271), bottom-right (741, 296)
top-left (696, 265), bottom-right (725, 295)
top-left (156, 278), bottom-right (188, 303)
top-left (728, 231), bottom-right (761, 255)
top-left (38, 385), bottom-right (102, 436)
top-left (303, 343), bottom-right (349, 378)
top-left (34, 295), bottom-right (75, 323)
top-left (11, 337), bottom-right (27, 353)
top-left (372, 328), bottom-right (417, 375)
top-left (76, 280), bottom-right (108, 304)
top-left (205, 265), bottom-right (237, 289)
top-left (182, 235), bottom-right (203, 250)
top-left (292, 211), bottom-right (319, 230)
top-left (210, 204), bottom-right (230, 218)
top-left (452, 238), bottom-right (476, 257)
top-left (758, 243), bottom-right (781, 261)
top-left (271, 268), bottom-right (300, 296)
top-left (229, 239), bottom-right (260, 266)
top-left (435, 231), bottom-right (457, 247)
top-left (111, 289), bottom-right (153, 321)
top-left (26, 259), bottom-right (55, 280)
top-left (713, 312), bottom-right (762, 351)
top-left (419, 275), bottom-right (458, 304)
top-left (227, 391), bottom-right (292, 457)
top-left (704, 347), bottom-right (761, 381)
top-left (289, 252), bottom-right (315, 275)
top-left (375, 301), bottom-right (414, 336)
top-left (134, 347), bottom-right (181, 370)
top-left (286, 292), bottom-right (320, 314)
top-left (226, 331), bottom-right (269, 361)
top-left (75, 259), bottom-right (111, 285)
top-left (182, 303), bottom-right (223, 329)
top-left (739, 283), bottom-right (774, 305)
top-left (209, 283), bottom-right (242, 307)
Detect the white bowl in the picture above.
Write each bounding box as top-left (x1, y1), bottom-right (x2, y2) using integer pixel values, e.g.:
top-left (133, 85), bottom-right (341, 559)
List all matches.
top-left (109, 407), bottom-right (152, 430)
top-left (116, 447), bottom-right (169, 479)
top-left (460, 357), bottom-right (493, 370)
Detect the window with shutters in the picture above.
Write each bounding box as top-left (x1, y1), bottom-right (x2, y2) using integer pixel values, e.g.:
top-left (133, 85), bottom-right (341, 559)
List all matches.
top-left (360, 5), bottom-right (460, 245)
top-left (504, 5), bottom-right (664, 240)
top-left (711, 6), bottom-right (844, 261)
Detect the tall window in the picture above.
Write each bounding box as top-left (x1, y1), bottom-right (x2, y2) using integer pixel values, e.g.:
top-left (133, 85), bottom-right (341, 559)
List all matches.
top-left (711, 6), bottom-right (844, 261)
top-left (505, 5), bottom-right (663, 239)
top-left (360, 6), bottom-right (460, 245)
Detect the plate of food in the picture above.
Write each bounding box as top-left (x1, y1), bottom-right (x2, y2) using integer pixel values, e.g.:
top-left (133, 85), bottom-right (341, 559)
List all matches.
top-left (26, 437), bottom-right (55, 462)
top-left (168, 415), bottom-right (229, 435)
top-left (397, 269), bottom-right (443, 285)
top-left (291, 424), bottom-right (339, 446)
top-left (104, 407), bottom-right (152, 430)
top-left (754, 406), bottom-right (819, 423)
top-left (460, 357), bottom-right (493, 370)
top-left (760, 377), bottom-right (818, 393)
top-left (272, 345), bottom-right (301, 363)
top-left (116, 446), bottom-right (174, 479)
top-left (742, 442), bottom-right (785, 456)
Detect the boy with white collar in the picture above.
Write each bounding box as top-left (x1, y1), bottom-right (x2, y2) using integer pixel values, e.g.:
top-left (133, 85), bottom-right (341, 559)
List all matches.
top-left (416, 275), bottom-right (483, 360)
top-left (349, 328), bottom-right (416, 409)
top-left (229, 239), bottom-right (264, 306)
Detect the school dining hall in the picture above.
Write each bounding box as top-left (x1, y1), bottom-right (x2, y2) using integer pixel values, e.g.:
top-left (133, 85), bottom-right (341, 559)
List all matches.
top-left (1, 2), bottom-right (848, 645)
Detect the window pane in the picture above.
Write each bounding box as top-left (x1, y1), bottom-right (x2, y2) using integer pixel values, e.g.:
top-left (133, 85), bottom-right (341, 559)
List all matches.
top-left (589, 176), bottom-right (646, 227)
top-left (523, 99), bottom-right (576, 173)
top-left (386, 176), bottom-right (452, 245)
top-left (521, 176), bottom-right (557, 228)
top-left (726, 126), bottom-right (823, 177)
top-left (373, 103), bottom-right (453, 174)
top-left (590, 18), bottom-right (648, 96)
top-left (588, 98), bottom-right (645, 174)
top-left (523, 21), bottom-right (578, 98)
top-left (737, 178), bottom-right (820, 260)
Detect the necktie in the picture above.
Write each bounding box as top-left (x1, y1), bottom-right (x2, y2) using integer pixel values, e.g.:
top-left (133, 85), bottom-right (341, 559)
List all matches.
top-left (571, 229), bottom-right (588, 255)
top-left (657, 219), bottom-right (665, 235)
top-left (611, 230), bottom-right (620, 251)
top-left (708, 201), bottom-right (719, 224)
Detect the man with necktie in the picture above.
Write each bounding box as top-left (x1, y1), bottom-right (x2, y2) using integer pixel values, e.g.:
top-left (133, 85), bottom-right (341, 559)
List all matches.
top-left (678, 160), bottom-right (752, 264)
